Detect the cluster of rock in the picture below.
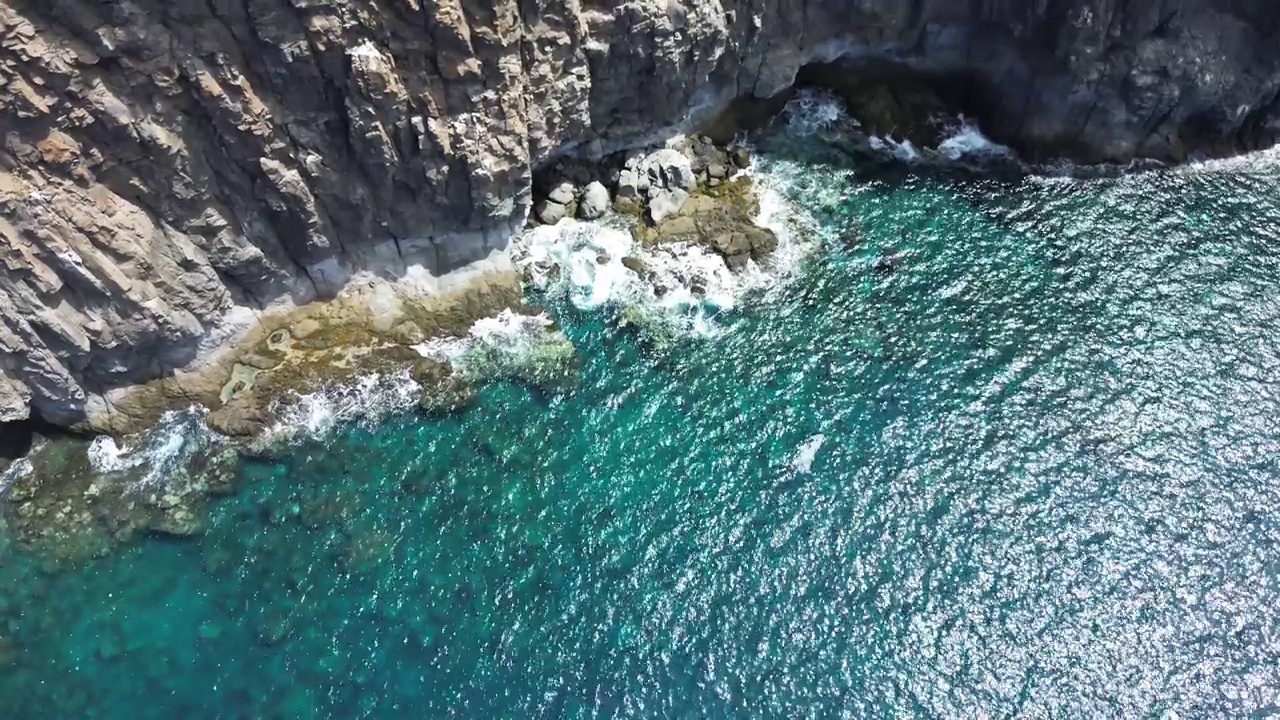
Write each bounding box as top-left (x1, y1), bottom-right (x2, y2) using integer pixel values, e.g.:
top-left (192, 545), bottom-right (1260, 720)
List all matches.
top-left (0, 267), bottom-right (581, 562)
top-left (532, 135), bottom-right (776, 272)
top-left (533, 180), bottom-right (611, 225)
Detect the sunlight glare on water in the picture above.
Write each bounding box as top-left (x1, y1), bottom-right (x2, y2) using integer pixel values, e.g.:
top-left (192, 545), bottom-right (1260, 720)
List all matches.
top-left (3, 100), bottom-right (1280, 717)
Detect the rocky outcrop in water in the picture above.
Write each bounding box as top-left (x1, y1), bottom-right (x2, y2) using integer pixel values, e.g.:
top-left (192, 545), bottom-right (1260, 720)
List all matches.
top-left (1, 0), bottom-right (1278, 430)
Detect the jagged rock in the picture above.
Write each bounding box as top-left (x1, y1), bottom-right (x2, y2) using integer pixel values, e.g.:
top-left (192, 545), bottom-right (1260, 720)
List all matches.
top-left (148, 505), bottom-right (204, 537)
top-left (649, 188), bottom-right (690, 225)
top-left (0, 376), bottom-right (31, 423)
top-left (390, 321), bottom-right (426, 345)
top-left (547, 182), bottom-right (577, 206)
top-left (644, 149), bottom-right (697, 192)
top-left (636, 177), bottom-right (778, 270)
top-left (708, 227), bottom-right (779, 269)
top-left (535, 199), bottom-right (570, 225)
top-left (621, 256), bottom-right (650, 277)
top-left (205, 395), bottom-right (269, 438)
top-left (617, 168), bottom-right (648, 200)
top-left (578, 182), bottom-right (611, 220)
top-left (0, 0), bottom-right (1275, 430)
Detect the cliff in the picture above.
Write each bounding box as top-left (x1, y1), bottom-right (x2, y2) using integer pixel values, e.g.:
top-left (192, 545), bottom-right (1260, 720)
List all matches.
top-left (1, 0), bottom-right (1277, 430)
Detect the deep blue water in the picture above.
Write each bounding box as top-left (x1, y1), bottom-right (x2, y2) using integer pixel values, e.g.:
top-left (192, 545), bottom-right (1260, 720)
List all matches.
top-left (4, 120), bottom-right (1280, 717)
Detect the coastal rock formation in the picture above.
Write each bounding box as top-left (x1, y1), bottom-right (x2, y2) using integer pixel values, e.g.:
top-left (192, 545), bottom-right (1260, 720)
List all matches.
top-left (1, 0), bottom-right (1278, 429)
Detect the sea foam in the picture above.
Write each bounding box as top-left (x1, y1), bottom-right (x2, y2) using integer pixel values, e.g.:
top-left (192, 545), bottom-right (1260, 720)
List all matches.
top-left (261, 370), bottom-right (424, 446)
top-left (86, 408), bottom-right (220, 494)
top-left (937, 118), bottom-right (1014, 161)
top-left (512, 179), bottom-right (816, 340)
top-left (783, 88), bottom-right (852, 136)
top-left (791, 434), bottom-right (827, 474)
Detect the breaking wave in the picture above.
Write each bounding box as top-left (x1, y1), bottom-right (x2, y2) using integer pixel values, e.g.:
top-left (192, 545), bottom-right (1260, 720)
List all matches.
top-left (936, 117), bottom-right (1014, 161)
top-left (261, 311), bottom-right (574, 447)
top-left (790, 434), bottom-right (826, 475)
top-left (516, 216), bottom-right (775, 337)
top-left (513, 161), bottom-right (820, 339)
top-left (86, 408), bottom-right (221, 494)
top-left (1177, 145), bottom-right (1280, 175)
top-left (260, 370), bottom-right (424, 447)
top-left (782, 88), bottom-right (852, 136)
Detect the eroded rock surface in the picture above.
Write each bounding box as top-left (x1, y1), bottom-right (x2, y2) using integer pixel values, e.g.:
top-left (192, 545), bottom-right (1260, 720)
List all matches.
top-left (1, 0), bottom-right (1277, 428)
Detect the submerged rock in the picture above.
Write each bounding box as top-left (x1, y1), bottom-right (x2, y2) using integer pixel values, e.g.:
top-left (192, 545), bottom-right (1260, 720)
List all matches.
top-left (0, 634), bottom-right (16, 669)
top-left (0, 415), bottom-right (242, 561)
top-left (621, 256), bottom-right (651, 278)
top-left (413, 358), bottom-right (479, 417)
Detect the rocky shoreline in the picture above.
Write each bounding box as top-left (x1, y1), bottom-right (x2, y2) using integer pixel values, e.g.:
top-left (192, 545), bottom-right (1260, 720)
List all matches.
top-left (0, 130), bottom-right (781, 562)
top-left (3, 0), bottom-right (1280, 562)
top-left (2, 1), bottom-right (1278, 434)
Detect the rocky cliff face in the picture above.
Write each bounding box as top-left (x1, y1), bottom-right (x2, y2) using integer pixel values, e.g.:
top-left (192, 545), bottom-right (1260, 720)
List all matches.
top-left (1, 0), bottom-right (1277, 429)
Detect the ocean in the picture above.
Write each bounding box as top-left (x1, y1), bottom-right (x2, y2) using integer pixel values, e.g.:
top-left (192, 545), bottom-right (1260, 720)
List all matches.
top-left (3, 93), bottom-right (1280, 717)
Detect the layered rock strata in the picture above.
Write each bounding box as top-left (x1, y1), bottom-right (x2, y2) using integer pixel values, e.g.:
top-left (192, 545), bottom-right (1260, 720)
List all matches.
top-left (1, 0), bottom-right (1278, 429)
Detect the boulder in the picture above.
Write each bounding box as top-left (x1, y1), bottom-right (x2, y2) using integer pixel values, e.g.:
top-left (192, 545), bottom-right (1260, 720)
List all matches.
top-left (616, 168), bottom-right (648, 199)
top-left (206, 394), bottom-right (269, 437)
top-left (648, 188), bottom-right (689, 224)
top-left (645, 148), bottom-right (696, 191)
top-left (578, 181), bottom-right (611, 220)
top-left (633, 176), bottom-right (779, 270)
top-left (547, 181), bottom-right (577, 205)
top-left (621, 256), bottom-right (650, 277)
top-left (535, 199), bottom-right (569, 225)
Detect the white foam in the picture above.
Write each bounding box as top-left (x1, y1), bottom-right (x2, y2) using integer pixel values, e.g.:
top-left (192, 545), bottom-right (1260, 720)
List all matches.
top-left (748, 162), bottom-right (827, 275)
top-left (1177, 145), bottom-right (1280, 175)
top-left (747, 145), bottom-right (852, 257)
top-left (473, 308), bottom-right (552, 342)
top-left (453, 309), bottom-right (571, 376)
top-left (86, 408), bottom-right (220, 493)
top-left (513, 218), bottom-right (735, 337)
top-left (0, 457), bottom-right (33, 495)
top-left (869, 134), bottom-right (921, 162)
top-left (263, 370), bottom-right (423, 445)
top-left (513, 204), bottom-right (814, 339)
top-left (783, 89), bottom-right (852, 136)
top-left (513, 149), bottom-right (826, 340)
top-left (515, 221), bottom-right (641, 310)
top-left (791, 434), bottom-right (826, 474)
top-left (1025, 143), bottom-right (1280, 187)
top-left (259, 307), bottom-right (573, 446)
top-left (937, 117), bottom-right (1014, 161)
top-left (87, 434), bottom-right (131, 474)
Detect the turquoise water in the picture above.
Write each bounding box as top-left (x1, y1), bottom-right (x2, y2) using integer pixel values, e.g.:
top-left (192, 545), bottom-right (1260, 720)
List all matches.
top-left (5, 121), bottom-right (1280, 717)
